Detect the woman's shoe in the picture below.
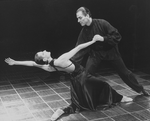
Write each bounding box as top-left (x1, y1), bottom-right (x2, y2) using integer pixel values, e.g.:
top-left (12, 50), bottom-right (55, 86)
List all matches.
top-left (121, 96), bottom-right (133, 102)
top-left (50, 109), bottom-right (64, 121)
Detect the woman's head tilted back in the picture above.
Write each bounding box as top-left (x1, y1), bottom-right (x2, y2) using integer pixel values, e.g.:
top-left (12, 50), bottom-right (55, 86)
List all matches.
top-left (34, 50), bottom-right (52, 64)
top-left (34, 53), bottom-right (45, 64)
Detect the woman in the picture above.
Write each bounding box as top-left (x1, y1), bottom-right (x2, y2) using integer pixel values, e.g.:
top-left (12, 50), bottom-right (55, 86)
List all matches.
top-left (5, 35), bottom-right (132, 121)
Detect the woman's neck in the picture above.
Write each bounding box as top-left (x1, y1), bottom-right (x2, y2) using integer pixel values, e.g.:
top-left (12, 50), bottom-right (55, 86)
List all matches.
top-left (48, 58), bottom-right (53, 63)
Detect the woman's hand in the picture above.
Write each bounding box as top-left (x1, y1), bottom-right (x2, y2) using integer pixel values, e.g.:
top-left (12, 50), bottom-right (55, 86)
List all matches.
top-left (5, 58), bottom-right (16, 65)
top-left (92, 34), bottom-right (104, 42)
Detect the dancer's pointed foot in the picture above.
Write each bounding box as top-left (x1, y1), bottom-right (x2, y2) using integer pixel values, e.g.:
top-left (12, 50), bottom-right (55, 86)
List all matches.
top-left (121, 96), bottom-right (133, 102)
top-left (50, 109), bottom-right (64, 121)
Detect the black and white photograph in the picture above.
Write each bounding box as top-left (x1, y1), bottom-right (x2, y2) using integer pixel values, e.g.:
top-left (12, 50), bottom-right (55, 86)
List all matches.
top-left (0, 0), bottom-right (150, 121)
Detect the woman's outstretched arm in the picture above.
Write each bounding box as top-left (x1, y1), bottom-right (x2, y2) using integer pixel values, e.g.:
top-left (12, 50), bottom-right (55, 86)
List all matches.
top-left (5, 58), bottom-right (37, 66)
top-left (5, 58), bottom-right (55, 72)
top-left (57, 35), bottom-right (103, 61)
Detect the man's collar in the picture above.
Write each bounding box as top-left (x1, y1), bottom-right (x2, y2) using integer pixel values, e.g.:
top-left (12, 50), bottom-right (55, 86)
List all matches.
top-left (86, 19), bottom-right (93, 27)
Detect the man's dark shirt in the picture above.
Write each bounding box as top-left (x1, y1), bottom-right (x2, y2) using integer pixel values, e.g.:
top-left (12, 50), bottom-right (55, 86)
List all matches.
top-left (74, 19), bottom-right (122, 60)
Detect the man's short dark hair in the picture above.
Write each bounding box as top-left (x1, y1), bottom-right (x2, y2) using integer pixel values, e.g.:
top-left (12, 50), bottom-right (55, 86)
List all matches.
top-left (76, 7), bottom-right (92, 17)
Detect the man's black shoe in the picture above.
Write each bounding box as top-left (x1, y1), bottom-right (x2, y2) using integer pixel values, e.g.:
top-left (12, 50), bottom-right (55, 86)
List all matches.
top-left (142, 89), bottom-right (149, 96)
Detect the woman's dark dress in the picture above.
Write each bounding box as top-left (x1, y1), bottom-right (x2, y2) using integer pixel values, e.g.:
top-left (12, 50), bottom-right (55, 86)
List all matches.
top-left (50, 60), bottom-right (123, 114)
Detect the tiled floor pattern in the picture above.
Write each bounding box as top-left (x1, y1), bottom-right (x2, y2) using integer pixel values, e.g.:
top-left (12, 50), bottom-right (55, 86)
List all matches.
top-left (0, 68), bottom-right (150, 121)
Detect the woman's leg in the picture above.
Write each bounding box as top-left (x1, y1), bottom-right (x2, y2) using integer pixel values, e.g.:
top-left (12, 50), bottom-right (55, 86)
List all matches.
top-left (85, 55), bottom-right (101, 76)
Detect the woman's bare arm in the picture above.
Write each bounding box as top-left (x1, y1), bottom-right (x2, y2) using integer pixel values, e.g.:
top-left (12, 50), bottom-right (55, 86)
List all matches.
top-left (5, 58), bottom-right (37, 66)
top-left (57, 35), bottom-right (103, 62)
top-left (5, 58), bottom-right (55, 72)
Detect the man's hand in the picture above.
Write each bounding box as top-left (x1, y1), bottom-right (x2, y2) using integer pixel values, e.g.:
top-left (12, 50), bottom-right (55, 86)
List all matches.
top-left (92, 34), bottom-right (104, 42)
top-left (5, 58), bottom-right (16, 65)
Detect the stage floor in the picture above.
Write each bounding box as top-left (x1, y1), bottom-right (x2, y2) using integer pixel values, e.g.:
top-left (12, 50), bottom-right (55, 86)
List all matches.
top-left (0, 68), bottom-right (150, 121)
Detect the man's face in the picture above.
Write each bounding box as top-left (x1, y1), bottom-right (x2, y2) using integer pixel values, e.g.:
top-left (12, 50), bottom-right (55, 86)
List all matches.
top-left (76, 11), bottom-right (89, 26)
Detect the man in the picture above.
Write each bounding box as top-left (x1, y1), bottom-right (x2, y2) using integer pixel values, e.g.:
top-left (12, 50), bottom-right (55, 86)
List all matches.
top-left (71, 6), bottom-right (149, 96)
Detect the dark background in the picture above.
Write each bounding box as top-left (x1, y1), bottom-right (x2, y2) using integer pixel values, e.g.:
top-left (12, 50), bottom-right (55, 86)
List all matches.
top-left (0, 0), bottom-right (150, 74)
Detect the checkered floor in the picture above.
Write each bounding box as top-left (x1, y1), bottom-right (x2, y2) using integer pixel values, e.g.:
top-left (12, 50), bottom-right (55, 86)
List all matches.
top-left (0, 67), bottom-right (150, 121)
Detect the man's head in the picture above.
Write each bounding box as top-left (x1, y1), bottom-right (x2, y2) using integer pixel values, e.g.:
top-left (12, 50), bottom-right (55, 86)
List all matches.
top-left (76, 7), bottom-right (92, 26)
top-left (34, 50), bottom-right (52, 64)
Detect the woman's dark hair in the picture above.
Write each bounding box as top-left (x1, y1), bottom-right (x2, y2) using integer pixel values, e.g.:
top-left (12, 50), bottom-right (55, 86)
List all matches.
top-left (34, 53), bottom-right (47, 65)
top-left (76, 7), bottom-right (92, 17)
